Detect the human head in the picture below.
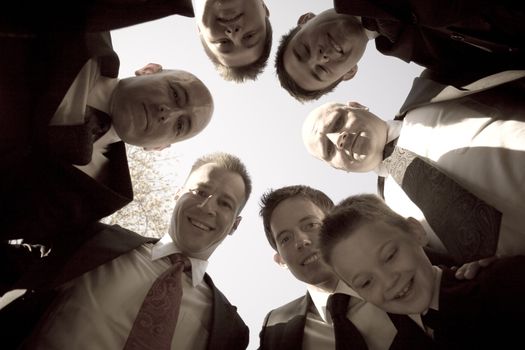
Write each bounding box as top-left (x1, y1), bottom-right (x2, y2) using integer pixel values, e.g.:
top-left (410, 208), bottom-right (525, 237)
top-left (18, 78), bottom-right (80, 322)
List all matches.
top-left (302, 101), bottom-right (387, 172)
top-left (195, 0), bottom-right (272, 82)
top-left (319, 194), bottom-right (435, 315)
top-left (110, 66), bottom-right (214, 150)
top-left (275, 9), bottom-right (368, 102)
top-left (169, 152), bottom-right (252, 260)
top-left (259, 185), bottom-right (337, 289)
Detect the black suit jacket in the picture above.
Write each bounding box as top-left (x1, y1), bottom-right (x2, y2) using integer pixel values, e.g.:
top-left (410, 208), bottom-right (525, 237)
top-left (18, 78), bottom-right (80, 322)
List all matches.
top-left (258, 292), bottom-right (436, 350)
top-left (334, 0), bottom-right (525, 86)
top-left (417, 256), bottom-right (525, 350)
top-left (1, 223), bottom-right (249, 350)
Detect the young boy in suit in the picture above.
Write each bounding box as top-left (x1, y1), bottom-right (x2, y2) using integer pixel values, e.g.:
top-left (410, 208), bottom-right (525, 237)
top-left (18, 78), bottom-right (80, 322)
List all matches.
top-left (319, 194), bottom-right (524, 350)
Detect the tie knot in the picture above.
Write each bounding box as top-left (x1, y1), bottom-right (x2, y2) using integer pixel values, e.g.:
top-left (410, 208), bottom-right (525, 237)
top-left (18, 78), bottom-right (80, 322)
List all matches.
top-left (169, 253), bottom-right (191, 272)
top-left (328, 293), bottom-right (350, 319)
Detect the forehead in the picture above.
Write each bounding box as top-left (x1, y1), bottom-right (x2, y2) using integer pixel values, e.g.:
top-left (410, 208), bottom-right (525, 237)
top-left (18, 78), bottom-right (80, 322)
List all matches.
top-left (186, 163), bottom-right (246, 202)
top-left (270, 197), bottom-right (324, 236)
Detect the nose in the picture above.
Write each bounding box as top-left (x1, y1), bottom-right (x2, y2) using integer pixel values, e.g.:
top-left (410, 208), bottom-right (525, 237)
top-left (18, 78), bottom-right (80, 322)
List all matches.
top-left (295, 231), bottom-right (312, 250)
top-left (197, 194), bottom-right (216, 214)
top-left (225, 24), bottom-right (241, 38)
top-left (316, 47), bottom-right (330, 63)
top-left (157, 104), bottom-right (181, 123)
top-left (326, 131), bottom-right (348, 150)
top-left (381, 271), bottom-right (401, 299)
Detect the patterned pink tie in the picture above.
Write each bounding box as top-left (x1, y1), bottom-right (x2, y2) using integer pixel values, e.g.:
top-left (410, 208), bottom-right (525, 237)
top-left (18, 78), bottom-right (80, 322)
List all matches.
top-left (124, 253), bottom-right (189, 350)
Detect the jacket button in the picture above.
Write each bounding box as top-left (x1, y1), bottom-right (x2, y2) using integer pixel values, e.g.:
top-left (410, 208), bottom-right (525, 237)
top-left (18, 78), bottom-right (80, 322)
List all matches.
top-left (450, 33), bottom-right (464, 41)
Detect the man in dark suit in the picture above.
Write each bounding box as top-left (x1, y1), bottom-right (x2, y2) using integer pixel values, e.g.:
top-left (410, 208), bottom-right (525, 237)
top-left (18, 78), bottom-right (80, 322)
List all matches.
top-left (302, 71), bottom-right (525, 263)
top-left (0, 29), bottom-right (213, 292)
top-left (1, 152), bottom-right (251, 349)
top-left (258, 185), bottom-right (485, 350)
top-left (275, 2), bottom-right (525, 101)
top-left (320, 194), bottom-right (525, 350)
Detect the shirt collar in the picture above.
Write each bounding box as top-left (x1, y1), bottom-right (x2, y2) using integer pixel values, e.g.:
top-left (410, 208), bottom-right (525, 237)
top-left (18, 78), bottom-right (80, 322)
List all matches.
top-left (374, 120), bottom-right (403, 176)
top-left (428, 265), bottom-right (442, 311)
top-left (151, 234), bottom-right (209, 287)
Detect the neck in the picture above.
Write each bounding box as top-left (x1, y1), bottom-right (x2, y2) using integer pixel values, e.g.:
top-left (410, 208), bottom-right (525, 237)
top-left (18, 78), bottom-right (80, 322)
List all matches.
top-left (87, 76), bottom-right (119, 115)
top-left (311, 277), bottom-right (339, 293)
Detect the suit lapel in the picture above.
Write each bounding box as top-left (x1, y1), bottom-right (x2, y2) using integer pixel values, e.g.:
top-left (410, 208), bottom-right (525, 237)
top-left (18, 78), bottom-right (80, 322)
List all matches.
top-left (397, 70), bottom-right (525, 118)
top-left (205, 274), bottom-right (248, 350)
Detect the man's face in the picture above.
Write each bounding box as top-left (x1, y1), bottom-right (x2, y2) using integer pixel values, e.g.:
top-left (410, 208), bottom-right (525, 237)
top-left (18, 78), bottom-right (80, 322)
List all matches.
top-left (330, 221), bottom-right (435, 315)
top-left (171, 163), bottom-right (245, 256)
top-left (284, 9), bottom-right (367, 91)
top-left (303, 102), bottom-right (387, 172)
top-left (270, 196), bottom-right (337, 289)
top-left (110, 70), bottom-right (213, 149)
top-left (196, 0), bottom-right (269, 67)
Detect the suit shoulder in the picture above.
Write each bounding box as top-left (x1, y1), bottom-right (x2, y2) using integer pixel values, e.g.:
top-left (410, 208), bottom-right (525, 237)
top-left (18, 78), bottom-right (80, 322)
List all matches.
top-left (263, 295), bottom-right (308, 326)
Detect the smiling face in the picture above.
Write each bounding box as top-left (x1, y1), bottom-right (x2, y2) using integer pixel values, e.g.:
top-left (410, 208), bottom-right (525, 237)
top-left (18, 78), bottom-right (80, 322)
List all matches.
top-left (330, 221), bottom-right (436, 315)
top-left (303, 102), bottom-right (387, 172)
top-left (284, 9), bottom-right (368, 91)
top-left (171, 163), bottom-right (245, 256)
top-left (270, 196), bottom-right (338, 290)
top-left (110, 70), bottom-right (213, 149)
top-left (196, 0), bottom-right (269, 67)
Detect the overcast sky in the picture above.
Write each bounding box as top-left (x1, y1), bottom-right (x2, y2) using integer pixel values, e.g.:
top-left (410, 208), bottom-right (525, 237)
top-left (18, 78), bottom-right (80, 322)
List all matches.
top-left (112, 1), bottom-right (423, 348)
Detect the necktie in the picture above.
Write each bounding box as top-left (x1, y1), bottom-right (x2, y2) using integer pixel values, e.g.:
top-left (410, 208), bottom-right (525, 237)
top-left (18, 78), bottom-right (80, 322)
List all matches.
top-left (383, 146), bottom-right (501, 263)
top-left (327, 293), bottom-right (369, 350)
top-left (124, 253), bottom-right (190, 350)
top-left (387, 313), bottom-right (438, 349)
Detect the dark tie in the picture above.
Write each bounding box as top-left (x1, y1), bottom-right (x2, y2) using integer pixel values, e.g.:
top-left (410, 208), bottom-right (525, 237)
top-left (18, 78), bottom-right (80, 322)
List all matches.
top-left (327, 293), bottom-right (369, 350)
top-left (383, 145), bottom-right (501, 263)
top-left (387, 313), bottom-right (438, 350)
top-left (124, 253), bottom-right (190, 350)
top-left (46, 106), bottom-right (111, 165)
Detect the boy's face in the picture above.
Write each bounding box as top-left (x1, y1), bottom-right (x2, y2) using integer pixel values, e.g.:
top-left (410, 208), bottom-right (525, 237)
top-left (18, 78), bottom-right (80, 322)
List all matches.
top-left (330, 221), bottom-right (435, 314)
top-left (270, 197), bottom-right (337, 289)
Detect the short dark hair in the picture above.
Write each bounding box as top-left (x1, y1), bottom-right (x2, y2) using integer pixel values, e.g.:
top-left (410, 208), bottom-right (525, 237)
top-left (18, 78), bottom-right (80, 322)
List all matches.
top-left (200, 16), bottom-right (273, 82)
top-left (319, 194), bottom-right (411, 265)
top-left (259, 185), bottom-right (334, 250)
top-left (190, 152), bottom-right (252, 211)
top-left (274, 26), bottom-right (341, 102)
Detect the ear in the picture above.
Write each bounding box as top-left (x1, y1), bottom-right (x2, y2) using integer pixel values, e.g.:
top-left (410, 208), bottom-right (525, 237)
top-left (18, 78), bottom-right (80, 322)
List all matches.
top-left (143, 144), bottom-right (170, 151)
top-left (263, 3), bottom-right (270, 17)
top-left (346, 101), bottom-right (369, 110)
top-left (134, 63), bottom-right (163, 76)
top-left (341, 65), bottom-right (358, 81)
top-left (406, 217), bottom-right (429, 246)
top-left (297, 12), bottom-right (315, 26)
top-left (273, 253), bottom-right (287, 268)
top-left (228, 216), bottom-right (242, 235)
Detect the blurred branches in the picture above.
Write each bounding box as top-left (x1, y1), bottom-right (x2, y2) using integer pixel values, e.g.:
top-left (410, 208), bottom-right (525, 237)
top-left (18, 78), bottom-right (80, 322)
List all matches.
top-left (102, 145), bottom-right (181, 238)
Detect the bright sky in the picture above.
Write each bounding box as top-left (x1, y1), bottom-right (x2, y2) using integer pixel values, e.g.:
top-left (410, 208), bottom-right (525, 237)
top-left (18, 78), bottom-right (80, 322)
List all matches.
top-left (112, 1), bottom-right (423, 348)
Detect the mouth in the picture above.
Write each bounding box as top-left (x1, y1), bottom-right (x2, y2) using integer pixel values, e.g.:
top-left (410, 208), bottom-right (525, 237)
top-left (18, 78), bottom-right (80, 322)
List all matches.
top-left (347, 131), bottom-right (367, 162)
top-left (393, 277), bottom-right (414, 300)
top-left (142, 103), bottom-right (149, 131)
top-left (301, 252), bottom-right (321, 266)
top-left (327, 33), bottom-right (343, 55)
top-left (189, 217), bottom-right (213, 232)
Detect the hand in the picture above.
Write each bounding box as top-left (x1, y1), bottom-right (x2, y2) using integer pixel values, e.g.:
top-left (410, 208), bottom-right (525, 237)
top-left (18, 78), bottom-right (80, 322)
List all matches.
top-left (453, 256), bottom-right (497, 280)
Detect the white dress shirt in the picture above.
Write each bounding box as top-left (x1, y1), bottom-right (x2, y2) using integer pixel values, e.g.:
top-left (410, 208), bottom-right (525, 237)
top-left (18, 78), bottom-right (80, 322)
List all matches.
top-left (30, 235), bottom-right (212, 350)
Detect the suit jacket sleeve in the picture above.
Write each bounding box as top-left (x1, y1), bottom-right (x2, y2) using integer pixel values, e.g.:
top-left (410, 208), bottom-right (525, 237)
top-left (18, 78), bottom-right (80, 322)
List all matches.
top-left (2, 0), bottom-right (194, 33)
